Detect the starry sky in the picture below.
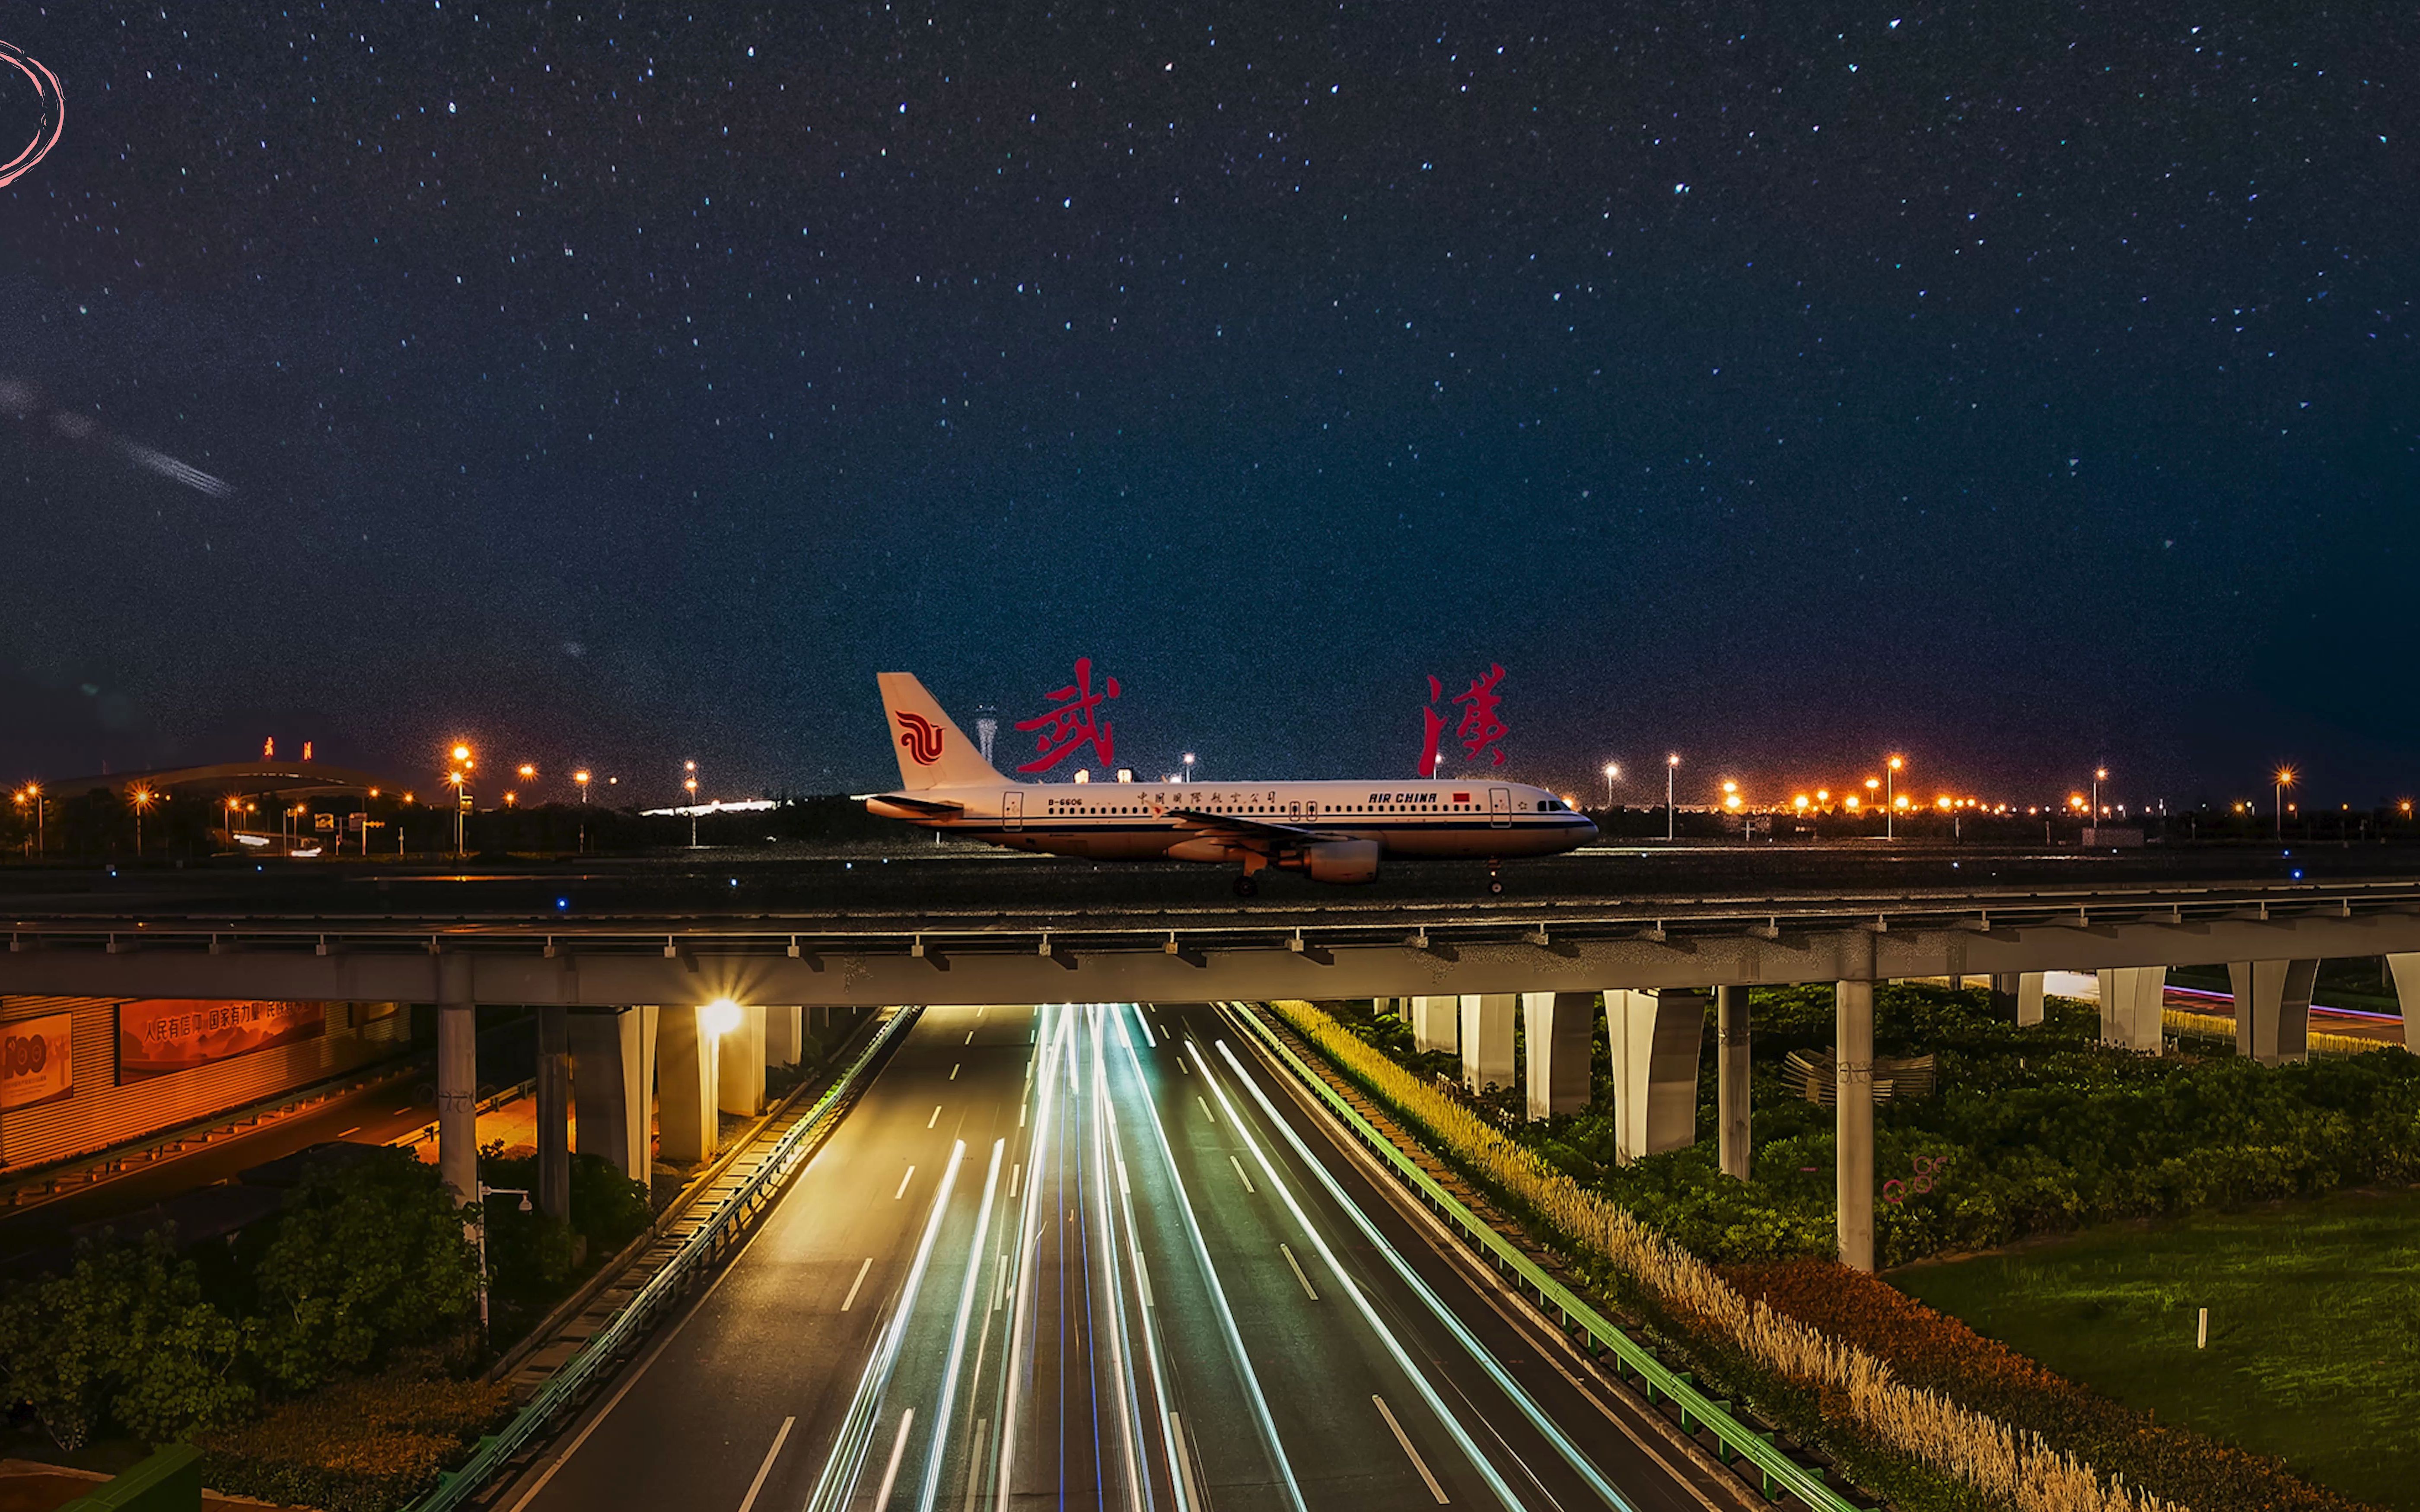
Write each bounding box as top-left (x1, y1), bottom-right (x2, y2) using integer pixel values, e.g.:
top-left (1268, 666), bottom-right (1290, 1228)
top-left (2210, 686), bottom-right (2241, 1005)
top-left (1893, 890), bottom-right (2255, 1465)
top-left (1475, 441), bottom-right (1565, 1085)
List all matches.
top-left (0, 3), bottom-right (2413, 810)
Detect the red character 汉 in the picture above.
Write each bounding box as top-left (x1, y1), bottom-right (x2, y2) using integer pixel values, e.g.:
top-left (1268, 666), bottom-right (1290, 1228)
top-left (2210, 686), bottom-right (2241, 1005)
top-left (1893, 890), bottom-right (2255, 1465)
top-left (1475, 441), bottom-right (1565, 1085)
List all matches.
top-left (1015, 657), bottom-right (1121, 773)
top-left (1452, 664), bottom-right (1509, 767)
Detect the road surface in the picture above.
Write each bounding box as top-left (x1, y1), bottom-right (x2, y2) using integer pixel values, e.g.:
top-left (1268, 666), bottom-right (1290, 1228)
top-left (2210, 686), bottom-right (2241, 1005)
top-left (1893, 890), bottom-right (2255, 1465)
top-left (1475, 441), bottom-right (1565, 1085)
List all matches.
top-left (498, 1001), bottom-right (1739, 1512)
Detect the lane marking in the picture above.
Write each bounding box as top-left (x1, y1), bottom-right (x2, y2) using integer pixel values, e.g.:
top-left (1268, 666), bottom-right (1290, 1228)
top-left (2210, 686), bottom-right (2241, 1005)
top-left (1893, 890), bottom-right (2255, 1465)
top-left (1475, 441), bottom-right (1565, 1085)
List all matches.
top-left (734, 1415), bottom-right (793, 1512)
top-left (1169, 1411), bottom-right (1204, 1512)
top-left (1009, 1163), bottom-right (1021, 1198)
top-left (871, 1407), bottom-right (916, 1509)
top-left (960, 1417), bottom-right (990, 1512)
top-left (840, 1257), bottom-right (873, 1312)
top-left (1374, 1395), bottom-right (1451, 1504)
top-left (928, 1105), bottom-right (943, 1129)
top-left (951, 1063), bottom-right (961, 1080)
top-left (393, 1105), bottom-right (414, 1115)
top-left (334, 1126), bottom-right (362, 1139)
top-left (1229, 1154), bottom-right (1256, 1193)
top-left (1196, 1094), bottom-right (1216, 1123)
top-left (1279, 1242), bottom-right (1319, 1301)
top-left (966, 1030), bottom-right (975, 1044)
top-left (1019, 1101), bottom-right (1027, 1127)
top-left (895, 1166), bottom-right (916, 1200)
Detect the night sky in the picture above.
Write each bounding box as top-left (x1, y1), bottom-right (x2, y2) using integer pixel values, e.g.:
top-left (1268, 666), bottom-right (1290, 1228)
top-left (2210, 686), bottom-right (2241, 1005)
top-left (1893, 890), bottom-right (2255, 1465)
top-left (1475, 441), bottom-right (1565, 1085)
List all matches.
top-left (1, 4), bottom-right (2413, 810)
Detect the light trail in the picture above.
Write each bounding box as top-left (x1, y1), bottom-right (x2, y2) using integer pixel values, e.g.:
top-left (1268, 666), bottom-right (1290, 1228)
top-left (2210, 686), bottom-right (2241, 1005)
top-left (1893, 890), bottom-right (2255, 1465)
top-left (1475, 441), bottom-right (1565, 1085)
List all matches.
top-left (802, 1140), bottom-right (968, 1512)
top-left (1207, 1032), bottom-right (1643, 1512)
top-left (1097, 1011), bottom-right (1189, 1511)
top-left (993, 1004), bottom-right (1075, 1512)
top-left (1112, 1013), bottom-right (1309, 1512)
top-left (917, 1139), bottom-right (1007, 1512)
top-left (1082, 1006), bottom-right (1152, 1511)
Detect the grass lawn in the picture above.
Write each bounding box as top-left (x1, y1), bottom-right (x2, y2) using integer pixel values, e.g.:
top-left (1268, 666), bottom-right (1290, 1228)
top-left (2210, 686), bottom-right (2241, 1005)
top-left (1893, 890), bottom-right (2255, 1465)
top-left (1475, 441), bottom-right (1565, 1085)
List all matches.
top-left (1894, 1185), bottom-right (2420, 1511)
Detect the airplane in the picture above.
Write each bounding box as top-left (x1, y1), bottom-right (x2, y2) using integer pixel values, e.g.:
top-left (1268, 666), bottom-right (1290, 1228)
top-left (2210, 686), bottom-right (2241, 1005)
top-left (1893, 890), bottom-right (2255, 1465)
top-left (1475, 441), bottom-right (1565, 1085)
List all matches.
top-left (864, 672), bottom-right (1598, 895)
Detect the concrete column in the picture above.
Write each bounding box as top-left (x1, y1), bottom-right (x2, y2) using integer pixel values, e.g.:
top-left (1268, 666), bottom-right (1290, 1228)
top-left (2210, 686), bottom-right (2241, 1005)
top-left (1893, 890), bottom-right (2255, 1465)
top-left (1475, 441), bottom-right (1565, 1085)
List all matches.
top-left (765, 1006), bottom-right (806, 1068)
top-left (536, 1005), bottom-right (571, 1220)
top-left (1410, 995), bottom-right (1459, 1054)
top-left (570, 1007), bottom-right (655, 1184)
top-left (1606, 988), bottom-right (1706, 1163)
top-left (1518, 992), bottom-right (1593, 1121)
top-left (718, 1004), bottom-right (767, 1116)
top-left (2229, 959), bottom-right (2319, 1064)
top-left (2388, 955), bottom-right (2420, 1050)
top-left (2096, 966), bottom-right (2168, 1054)
top-left (657, 1005), bottom-right (719, 1163)
top-left (1459, 994), bottom-right (1516, 1093)
top-left (1836, 979), bottom-right (1875, 1273)
top-left (1716, 984), bottom-right (1751, 1180)
top-left (435, 956), bottom-right (477, 1207)
top-left (1992, 971), bottom-right (2046, 1026)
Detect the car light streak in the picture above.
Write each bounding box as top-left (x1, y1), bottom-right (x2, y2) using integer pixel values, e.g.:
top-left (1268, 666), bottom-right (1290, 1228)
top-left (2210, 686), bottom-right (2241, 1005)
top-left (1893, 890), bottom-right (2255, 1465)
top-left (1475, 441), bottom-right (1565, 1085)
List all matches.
top-left (1112, 1016), bottom-right (1309, 1512)
top-left (1096, 1024), bottom-right (1188, 1511)
top-left (1083, 1007), bottom-right (1152, 1511)
top-left (917, 1139), bottom-right (1007, 1512)
top-left (1207, 1033), bottom-right (1643, 1512)
top-left (803, 1141), bottom-right (968, 1512)
top-left (994, 1004), bottom-right (1076, 1512)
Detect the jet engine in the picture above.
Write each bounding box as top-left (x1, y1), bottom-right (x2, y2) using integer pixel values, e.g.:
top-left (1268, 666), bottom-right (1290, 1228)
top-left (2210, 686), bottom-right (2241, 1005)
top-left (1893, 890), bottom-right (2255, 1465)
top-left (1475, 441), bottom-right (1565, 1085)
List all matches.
top-left (1286, 839), bottom-right (1381, 884)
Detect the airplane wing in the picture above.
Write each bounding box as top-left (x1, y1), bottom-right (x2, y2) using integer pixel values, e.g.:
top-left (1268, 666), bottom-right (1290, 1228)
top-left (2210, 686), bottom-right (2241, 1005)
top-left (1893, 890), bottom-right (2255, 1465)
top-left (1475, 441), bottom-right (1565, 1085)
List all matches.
top-left (859, 791), bottom-right (965, 813)
top-left (1157, 807), bottom-right (1338, 845)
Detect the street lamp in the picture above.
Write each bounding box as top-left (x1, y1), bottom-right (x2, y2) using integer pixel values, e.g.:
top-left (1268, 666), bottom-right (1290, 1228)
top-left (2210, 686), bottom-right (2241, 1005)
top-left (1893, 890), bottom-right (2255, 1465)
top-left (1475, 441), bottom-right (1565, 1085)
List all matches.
top-left (573, 769), bottom-right (591, 804)
top-left (517, 763), bottom-right (537, 783)
top-left (128, 786), bottom-right (155, 859)
top-left (1886, 755), bottom-right (1904, 841)
top-left (1665, 754), bottom-right (1680, 842)
top-left (2274, 766), bottom-right (2295, 840)
top-left (2093, 767), bottom-right (2108, 828)
top-left (472, 1182), bottom-right (534, 1341)
top-left (684, 760), bottom-right (700, 848)
top-left (1182, 753), bottom-right (1195, 785)
top-left (448, 744), bottom-right (475, 858)
top-left (1602, 762), bottom-right (1620, 807)
top-left (1864, 777), bottom-right (1880, 828)
top-left (18, 783), bottom-right (41, 857)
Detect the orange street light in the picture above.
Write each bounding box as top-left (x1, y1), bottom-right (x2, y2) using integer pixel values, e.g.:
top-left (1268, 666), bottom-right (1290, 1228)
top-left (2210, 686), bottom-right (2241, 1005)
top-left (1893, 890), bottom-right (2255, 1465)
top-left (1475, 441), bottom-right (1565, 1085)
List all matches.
top-left (1885, 755), bottom-right (1904, 839)
top-left (517, 763), bottom-right (537, 781)
top-left (129, 786), bottom-right (156, 858)
top-left (2274, 766), bottom-right (2296, 840)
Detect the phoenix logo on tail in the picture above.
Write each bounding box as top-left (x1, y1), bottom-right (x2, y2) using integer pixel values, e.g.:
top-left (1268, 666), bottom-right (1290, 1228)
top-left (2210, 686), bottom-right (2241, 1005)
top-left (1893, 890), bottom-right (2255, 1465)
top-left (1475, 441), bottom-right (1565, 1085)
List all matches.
top-left (895, 710), bottom-right (946, 766)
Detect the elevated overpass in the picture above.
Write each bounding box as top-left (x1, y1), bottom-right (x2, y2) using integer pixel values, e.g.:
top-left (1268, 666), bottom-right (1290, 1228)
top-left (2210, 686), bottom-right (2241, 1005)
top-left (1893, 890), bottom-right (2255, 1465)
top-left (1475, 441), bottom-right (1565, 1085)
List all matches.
top-left (3, 845), bottom-right (2416, 1272)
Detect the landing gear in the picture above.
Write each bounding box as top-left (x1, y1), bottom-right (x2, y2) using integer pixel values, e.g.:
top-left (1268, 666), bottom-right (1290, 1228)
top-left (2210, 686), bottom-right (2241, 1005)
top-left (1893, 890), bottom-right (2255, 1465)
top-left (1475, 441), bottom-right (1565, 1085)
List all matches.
top-left (1486, 865), bottom-right (1505, 896)
top-left (1232, 874), bottom-right (1261, 899)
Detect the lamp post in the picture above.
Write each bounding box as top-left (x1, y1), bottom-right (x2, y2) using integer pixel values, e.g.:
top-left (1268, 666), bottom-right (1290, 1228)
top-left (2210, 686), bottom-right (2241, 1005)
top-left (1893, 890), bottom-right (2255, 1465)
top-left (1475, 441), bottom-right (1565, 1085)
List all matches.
top-left (1602, 762), bottom-right (1620, 807)
top-left (1182, 753), bottom-right (1195, 785)
top-left (473, 1182), bottom-right (533, 1341)
top-left (1665, 754), bottom-right (1679, 842)
top-left (1886, 755), bottom-right (1904, 841)
top-left (2093, 767), bottom-right (2108, 832)
top-left (449, 744), bottom-right (475, 857)
top-left (128, 786), bottom-right (155, 859)
top-left (2274, 766), bottom-right (2295, 841)
top-left (684, 760), bottom-right (700, 848)
top-left (20, 784), bottom-right (41, 857)
top-left (573, 770), bottom-right (591, 852)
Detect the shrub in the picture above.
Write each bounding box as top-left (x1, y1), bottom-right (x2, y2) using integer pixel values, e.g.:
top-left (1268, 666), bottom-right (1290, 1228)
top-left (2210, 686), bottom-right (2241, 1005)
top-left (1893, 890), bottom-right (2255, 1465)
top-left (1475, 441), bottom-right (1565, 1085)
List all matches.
top-left (244, 1146), bottom-right (479, 1391)
top-left (0, 1232), bottom-right (251, 1448)
top-left (195, 1352), bottom-right (512, 1512)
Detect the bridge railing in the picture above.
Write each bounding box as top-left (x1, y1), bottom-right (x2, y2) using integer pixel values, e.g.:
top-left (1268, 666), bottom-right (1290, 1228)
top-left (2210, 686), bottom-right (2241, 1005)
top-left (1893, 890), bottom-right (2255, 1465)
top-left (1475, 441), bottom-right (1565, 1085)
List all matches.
top-left (399, 1004), bottom-right (919, 1512)
top-left (1225, 999), bottom-right (1859, 1510)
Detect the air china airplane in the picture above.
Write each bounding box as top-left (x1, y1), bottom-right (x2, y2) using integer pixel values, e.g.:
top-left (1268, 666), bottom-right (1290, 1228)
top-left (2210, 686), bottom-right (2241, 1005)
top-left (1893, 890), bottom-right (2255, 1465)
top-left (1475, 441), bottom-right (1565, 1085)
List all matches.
top-left (864, 673), bottom-right (1597, 895)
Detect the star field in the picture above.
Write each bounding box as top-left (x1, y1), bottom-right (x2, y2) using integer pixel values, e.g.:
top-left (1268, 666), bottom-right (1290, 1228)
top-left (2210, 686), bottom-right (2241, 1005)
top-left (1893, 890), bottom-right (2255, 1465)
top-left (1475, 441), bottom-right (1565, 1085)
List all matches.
top-left (0, 3), bottom-right (2413, 805)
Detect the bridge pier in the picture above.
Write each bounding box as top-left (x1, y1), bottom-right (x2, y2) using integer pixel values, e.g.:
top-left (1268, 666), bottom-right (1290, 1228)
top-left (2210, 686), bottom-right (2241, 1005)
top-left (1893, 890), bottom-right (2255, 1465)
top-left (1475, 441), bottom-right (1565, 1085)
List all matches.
top-left (1991, 971), bottom-right (2045, 1026)
top-left (766, 1005), bottom-right (805, 1068)
top-left (1836, 978), bottom-right (1875, 1272)
top-left (436, 959), bottom-right (477, 1207)
top-left (1607, 988), bottom-right (1705, 1164)
top-left (659, 1005), bottom-right (720, 1163)
top-left (2230, 959), bottom-right (2318, 1064)
top-left (536, 1006), bottom-right (571, 1220)
top-left (570, 1006), bottom-right (656, 1185)
top-left (1459, 994), bottom-right (1516, 1092)
top-left (2388, 955), bottom-right (2420, 1049)
top-left (718, 1004), bottom-right (767, 1116)
top-left (1410, 995), bottom-right (1458, 1054)
top-left (1518, 992), bottom-right (1593, 1120)
top-left (2097, 966), bottom-right (2168, 1053)
top-left (1717, 985), bottom-right (1751, 1179)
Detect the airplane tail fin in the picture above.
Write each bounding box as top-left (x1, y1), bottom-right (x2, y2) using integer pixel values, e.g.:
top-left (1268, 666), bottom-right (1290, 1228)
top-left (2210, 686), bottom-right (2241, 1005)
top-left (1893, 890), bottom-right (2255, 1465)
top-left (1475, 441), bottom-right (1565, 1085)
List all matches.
top-left (876, 673), bottom-right (1007, 791)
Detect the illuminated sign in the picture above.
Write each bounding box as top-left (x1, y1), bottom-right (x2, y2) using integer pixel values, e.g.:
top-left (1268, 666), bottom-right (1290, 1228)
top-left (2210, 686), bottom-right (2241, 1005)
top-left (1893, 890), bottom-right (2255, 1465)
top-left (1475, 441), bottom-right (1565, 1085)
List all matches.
top-left (0, 1012), bottom-right (73, 1111)
top-left (117, 999), bottom-right (325, 1082)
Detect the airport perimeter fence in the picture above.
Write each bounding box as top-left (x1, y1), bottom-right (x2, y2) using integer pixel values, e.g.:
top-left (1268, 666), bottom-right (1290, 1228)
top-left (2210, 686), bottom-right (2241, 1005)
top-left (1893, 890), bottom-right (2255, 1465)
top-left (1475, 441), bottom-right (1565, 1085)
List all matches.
top-left (1224, 999), bottom-right (1859, 1510)
top-left (397, 1005), bottom-right (920, 1512)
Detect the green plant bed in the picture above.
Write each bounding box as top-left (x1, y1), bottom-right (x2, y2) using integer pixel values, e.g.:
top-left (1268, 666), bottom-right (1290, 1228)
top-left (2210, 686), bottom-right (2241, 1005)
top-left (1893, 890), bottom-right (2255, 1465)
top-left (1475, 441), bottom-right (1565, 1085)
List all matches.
top-left (1894, 1186), bottom-right (2420, 1512)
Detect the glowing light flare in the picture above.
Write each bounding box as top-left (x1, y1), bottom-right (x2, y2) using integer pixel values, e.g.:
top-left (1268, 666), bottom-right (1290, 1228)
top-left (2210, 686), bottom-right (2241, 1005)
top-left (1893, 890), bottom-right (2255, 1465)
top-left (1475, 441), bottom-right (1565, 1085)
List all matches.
top-left (1844, 794), bottom-right (1861, 810)
top-left (701, 997), bottom-right (743, 1037)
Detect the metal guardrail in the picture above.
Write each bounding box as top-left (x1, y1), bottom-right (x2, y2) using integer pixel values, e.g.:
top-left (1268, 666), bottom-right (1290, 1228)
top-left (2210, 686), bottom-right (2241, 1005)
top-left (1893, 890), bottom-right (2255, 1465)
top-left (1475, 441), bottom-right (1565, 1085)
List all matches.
top-left (1226, 1000), bottom-right (1859, 1510)
top-left (401, 1005), bottom-right (919, 1512)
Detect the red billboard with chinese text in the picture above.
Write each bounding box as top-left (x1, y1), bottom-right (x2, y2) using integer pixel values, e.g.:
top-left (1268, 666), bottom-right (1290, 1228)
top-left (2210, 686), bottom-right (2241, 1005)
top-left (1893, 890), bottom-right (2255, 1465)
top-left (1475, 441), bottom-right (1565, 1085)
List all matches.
top-left (116, 999), bottom-right (326, 1082)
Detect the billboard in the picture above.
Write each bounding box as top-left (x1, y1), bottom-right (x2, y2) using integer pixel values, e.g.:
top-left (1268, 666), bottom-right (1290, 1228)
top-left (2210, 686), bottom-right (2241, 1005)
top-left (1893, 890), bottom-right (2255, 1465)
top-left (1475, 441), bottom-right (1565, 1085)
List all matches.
top-left (117, 999), bottom-right (325, 1082)
top-left (0, 1013), bottom-right (73, 1111)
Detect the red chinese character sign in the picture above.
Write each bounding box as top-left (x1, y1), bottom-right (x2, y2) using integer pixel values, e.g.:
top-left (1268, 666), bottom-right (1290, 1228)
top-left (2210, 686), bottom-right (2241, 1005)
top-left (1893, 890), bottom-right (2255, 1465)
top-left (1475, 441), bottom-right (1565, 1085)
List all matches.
top-left (1016, 657), bottom-right (1121, 773)
top-left (1416, 664), bottom-right (1510, 775)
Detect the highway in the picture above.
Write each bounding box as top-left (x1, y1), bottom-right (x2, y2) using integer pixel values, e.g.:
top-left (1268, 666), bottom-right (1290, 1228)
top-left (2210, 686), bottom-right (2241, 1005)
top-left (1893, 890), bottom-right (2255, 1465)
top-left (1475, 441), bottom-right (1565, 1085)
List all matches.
top-left (499, 1003), bottom-right (1738, 1512)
